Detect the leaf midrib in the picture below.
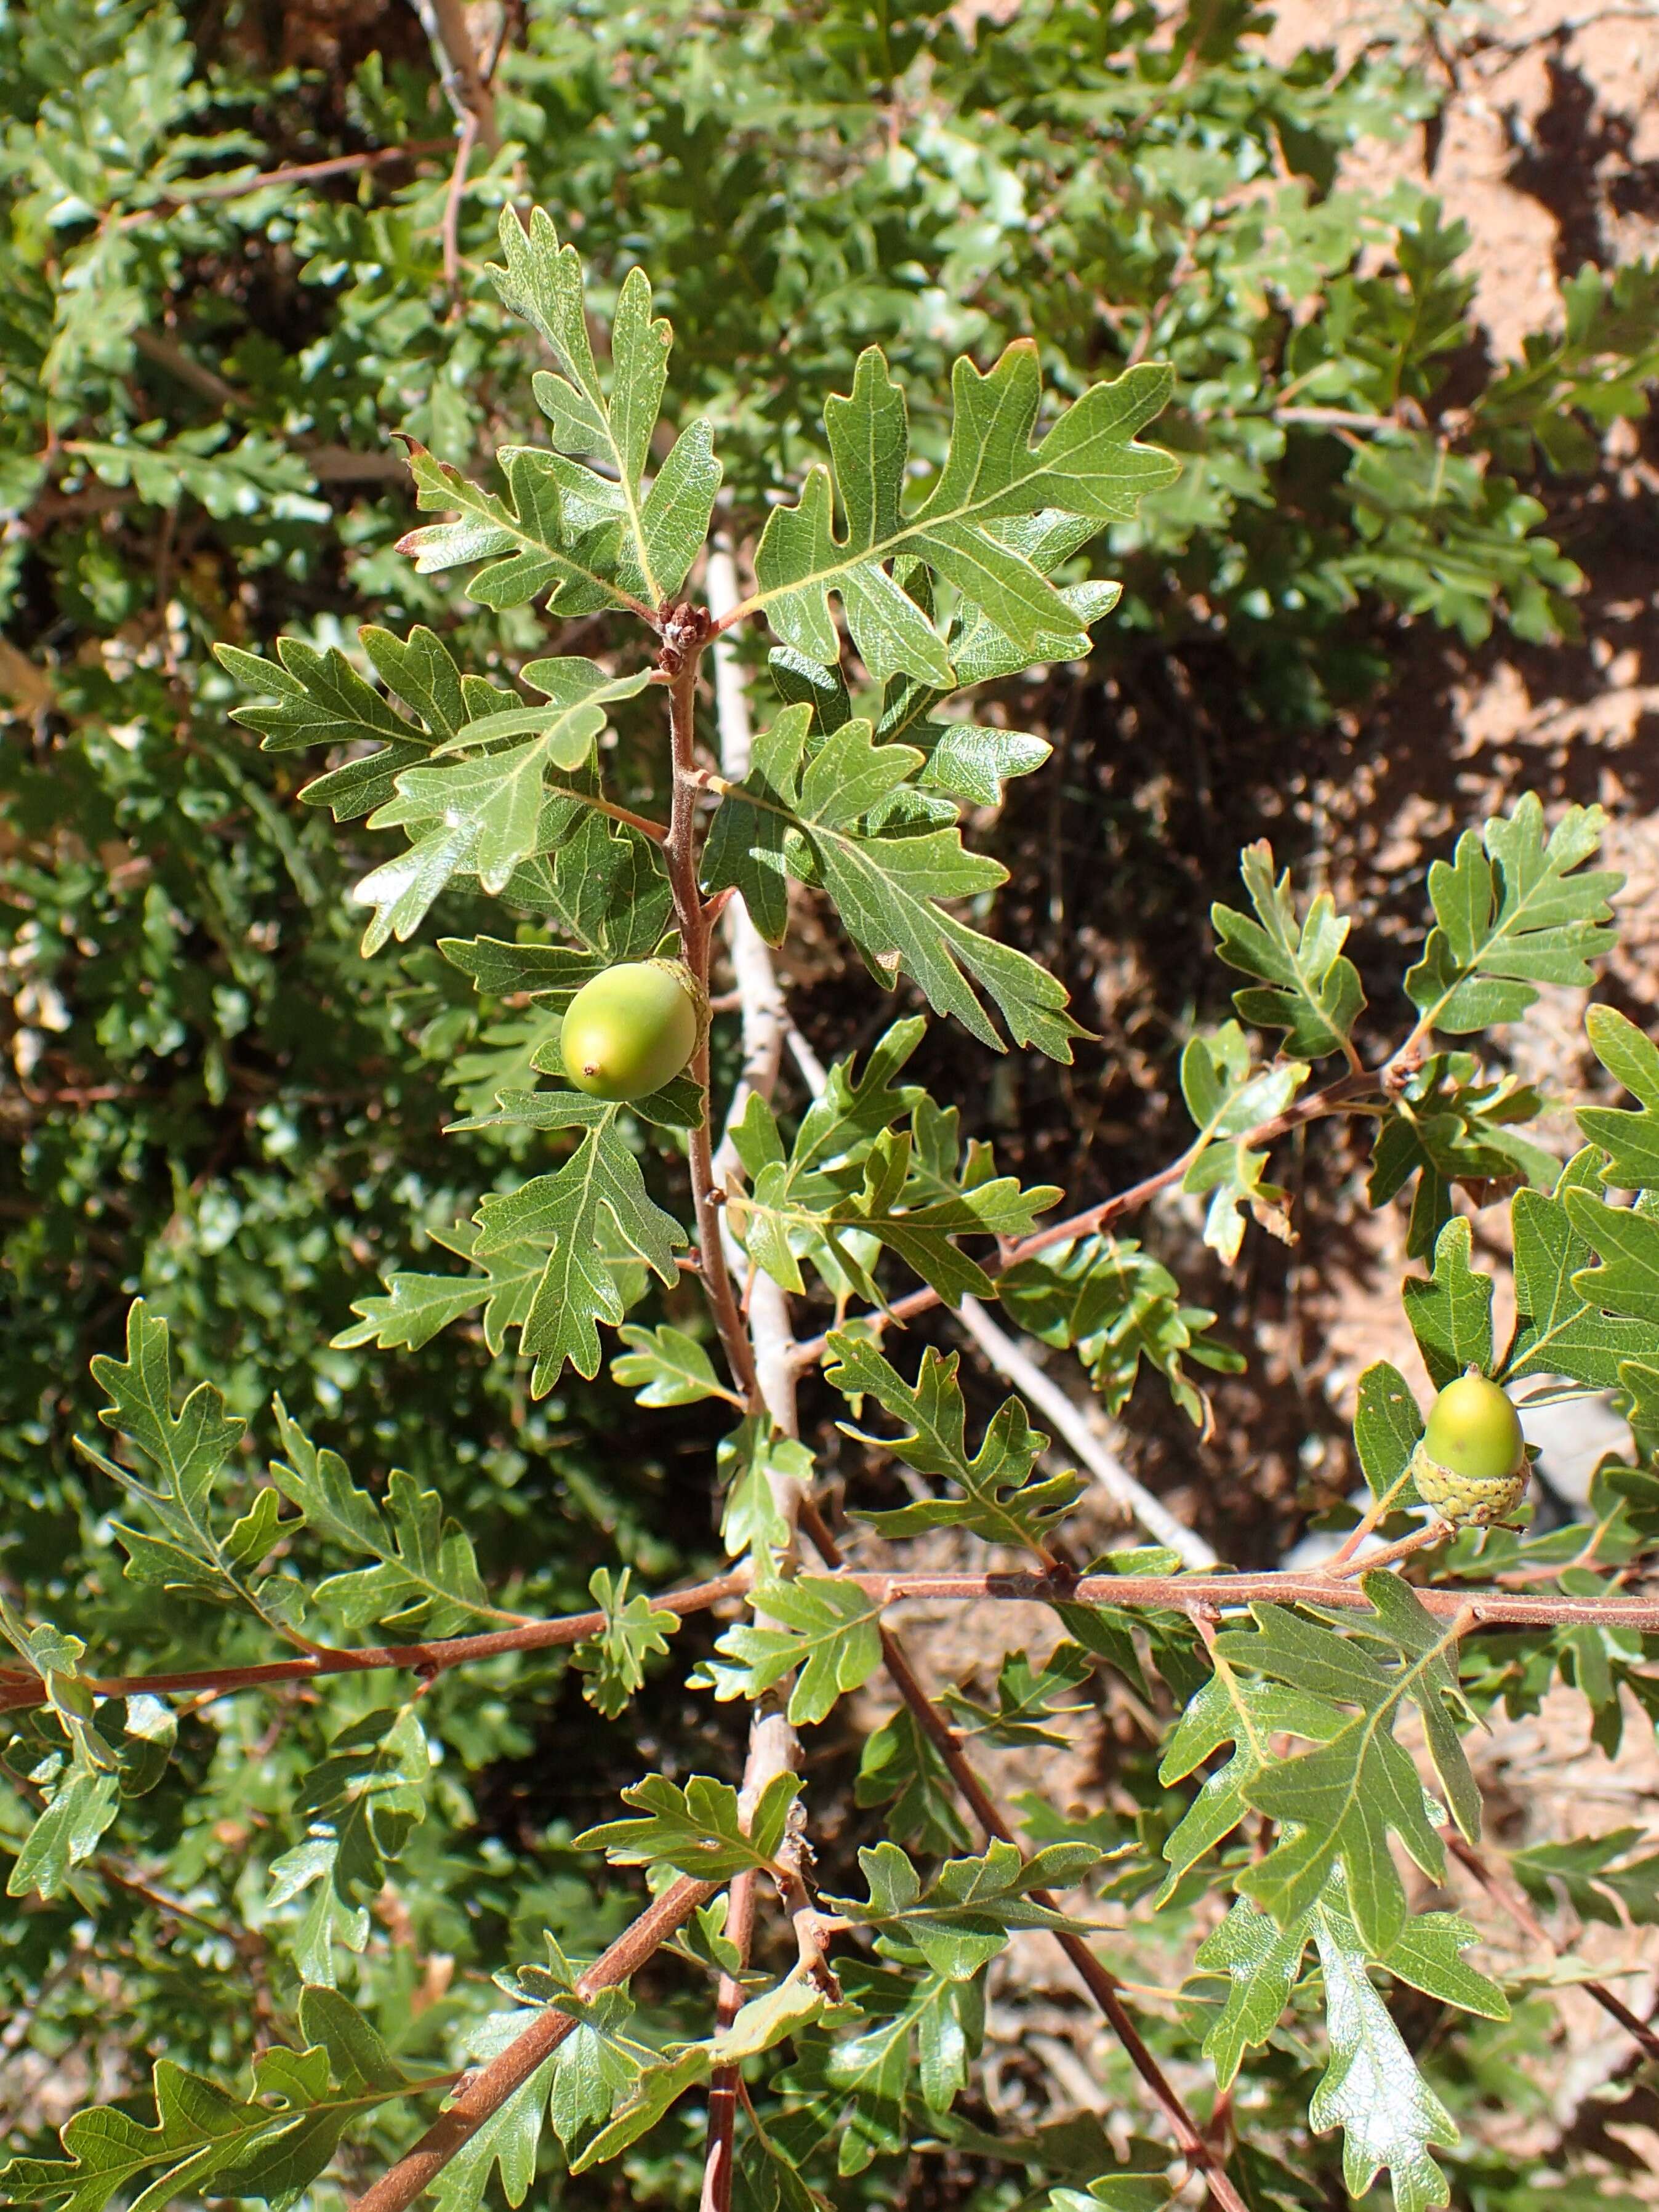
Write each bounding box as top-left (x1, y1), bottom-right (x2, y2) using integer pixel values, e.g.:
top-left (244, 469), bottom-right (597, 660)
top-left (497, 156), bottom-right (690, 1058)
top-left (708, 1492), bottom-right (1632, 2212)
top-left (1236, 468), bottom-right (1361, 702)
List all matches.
top-left (1420, 842), bottom-right (1599, 1031)
top-left (1258, 1617), bottom-right (1463, 1904)
top-left (438, 468), bottom-right (646, 617)
top-left (736, 447), bottom-right (1096, 625)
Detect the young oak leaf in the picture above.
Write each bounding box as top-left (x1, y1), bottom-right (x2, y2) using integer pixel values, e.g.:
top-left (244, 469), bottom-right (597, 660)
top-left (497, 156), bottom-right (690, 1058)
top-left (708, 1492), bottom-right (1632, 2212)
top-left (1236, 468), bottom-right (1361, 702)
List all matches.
top-left (71, 1303), bottom-right (267, 1620)
top-left (746, 342), bottom-right (1177, 684)
top-left (696, 1575), bottom-right (884, 1726)
top-left (856, 1707), bottom-right (974, 1857)
top-left (576, 1771), bottom-right (801, 1881)
top-left (715, 1417), bottom-right (813, 1564)
top-left (395, 439), bottom-right (632, 619)
top-left (1509, 1827), bottom-right (1659, 1926)
top-left (1311, 1903), bottom-right (1461, 2212)
top-left (1578, 1003), bottom-right (1659, 1189)
top-left (567, 1974), bottom-right (848, 2174)
top-left (611, 1322), bottom-right (740, 1409)
top-left (215, 630), bottom-right (437, 824)
top-left (489, 208), bottom-right (721, 608)
top-left (702, 704), bottom-right (1084, 1057)
top-left (824, 1332), bottom-right (1080, 1562)
top-left (822, 1838), bottom-right (1106, 1982)
top-left (1401, 1215), bottom-right (1495, 1389)
top-left (1157, 1665), bottom-right (1341, 1897)
top-left (848, 512), bottom-right (1125, 807)
top-left (732, 1118), bottom-right (1058, 1306)
top-left (1211, 842), bottom-right (1366, 1063)
top-left (571, 1567), bottom-right (680, 1719)
top-left (1178, 1021), bottom-right (1306, 1263)
top-left (294, 1706), bottom-right (432, 1911)
top-left (1403, 793), bottom-right (1621, 1037)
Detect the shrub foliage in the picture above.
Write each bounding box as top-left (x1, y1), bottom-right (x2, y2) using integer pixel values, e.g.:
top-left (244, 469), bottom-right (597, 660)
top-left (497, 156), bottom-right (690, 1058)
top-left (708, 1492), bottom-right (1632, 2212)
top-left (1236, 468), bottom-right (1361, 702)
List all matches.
top-left (2, 7), bottom-right (1658, 2212)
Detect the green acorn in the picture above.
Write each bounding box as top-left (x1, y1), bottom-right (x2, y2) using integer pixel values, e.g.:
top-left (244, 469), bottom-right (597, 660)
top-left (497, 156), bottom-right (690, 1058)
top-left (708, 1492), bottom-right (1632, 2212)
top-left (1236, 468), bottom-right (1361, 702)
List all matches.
top-left (560, 960), bottom-right (702, 1101)
top-left (1410, 1368), bottom-right (1529, 1527)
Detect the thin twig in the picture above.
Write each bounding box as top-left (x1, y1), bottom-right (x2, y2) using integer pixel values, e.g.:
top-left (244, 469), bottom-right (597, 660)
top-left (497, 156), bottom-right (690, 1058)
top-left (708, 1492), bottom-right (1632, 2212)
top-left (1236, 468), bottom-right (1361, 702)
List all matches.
top-left (700, 1869), bottom-right (757, 2212)
top-left (1326, 1519), bottom-right (1445, 1580)
top-left (795, 1500), bottom-right (1247, 2212)
top-left (955, 1297), bottom-right (1216, 1569)
top-left (350, 1876), bottom-right (719, 2212)
top-left (21, 447), bottom-right (409, 531)
top-left (1443, 1830), bottom-right (1659, 2065)
top-left (4, 1559), bottom-right (1653, 1720)
top-left (790, 1064), bottom-right (1376, 1370)
top-left (0, 1568), bottom-right (752, 1715)
top-left (111, 143), bottom-right (451, 231)
top-left (440, 110), bottom-right (480, 292)
top-left (825, 1570), bottom-right (1659, 1632)
top-left (1320, 1470), bottom-right (1411, 1575)
top-left (569, 789), bottom-right (669, 843)
top-left (1272, 406), bottom-right (1405, 432)
top-left (132, 328), bottom-right (245, 411)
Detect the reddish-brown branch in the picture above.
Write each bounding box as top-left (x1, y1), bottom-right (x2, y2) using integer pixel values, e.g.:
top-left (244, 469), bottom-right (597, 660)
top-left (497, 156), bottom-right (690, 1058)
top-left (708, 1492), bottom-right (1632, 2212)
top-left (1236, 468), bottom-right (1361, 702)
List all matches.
top-left (796, 1505), bottom-right (1248, 2212)
top-left (789, 1065), bottom-right (1375, 1370)
top-left (10, 1561), bottom-right (1653, 1718)
top-left (1444, 1830), bottom-right (1659, 2065)
top-left (350, 1875), bottom-right (718, 2212)
top-left (0, 1568), bottom-right (752, 1715)
top-left (834, 1567), bottom-right (1659, 1633)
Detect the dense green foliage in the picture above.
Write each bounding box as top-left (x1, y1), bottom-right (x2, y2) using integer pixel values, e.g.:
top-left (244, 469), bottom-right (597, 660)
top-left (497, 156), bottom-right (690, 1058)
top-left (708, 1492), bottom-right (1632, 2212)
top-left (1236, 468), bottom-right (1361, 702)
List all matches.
top-left (2, 5), bottom-right (1658, 2212)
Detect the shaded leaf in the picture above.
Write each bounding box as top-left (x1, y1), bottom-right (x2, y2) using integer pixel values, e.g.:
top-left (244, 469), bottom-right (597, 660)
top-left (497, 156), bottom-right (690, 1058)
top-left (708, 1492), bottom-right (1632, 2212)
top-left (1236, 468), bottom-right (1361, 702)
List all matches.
top-left (704, 706), bottom-right (1084, 1056)
top-left (471, 1113), bottom-right (688, 1389)
top-left (571, 1567), bottom-right (679, 1719)
top-left (268, 1405), bottom-right (495, 1636)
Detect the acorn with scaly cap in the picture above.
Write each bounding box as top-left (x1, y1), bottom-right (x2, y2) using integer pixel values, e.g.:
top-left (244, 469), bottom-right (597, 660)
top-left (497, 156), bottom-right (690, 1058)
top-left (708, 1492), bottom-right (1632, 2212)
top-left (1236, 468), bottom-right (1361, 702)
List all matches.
top-left (1410, 1367), bottom-right (1533, 1527)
